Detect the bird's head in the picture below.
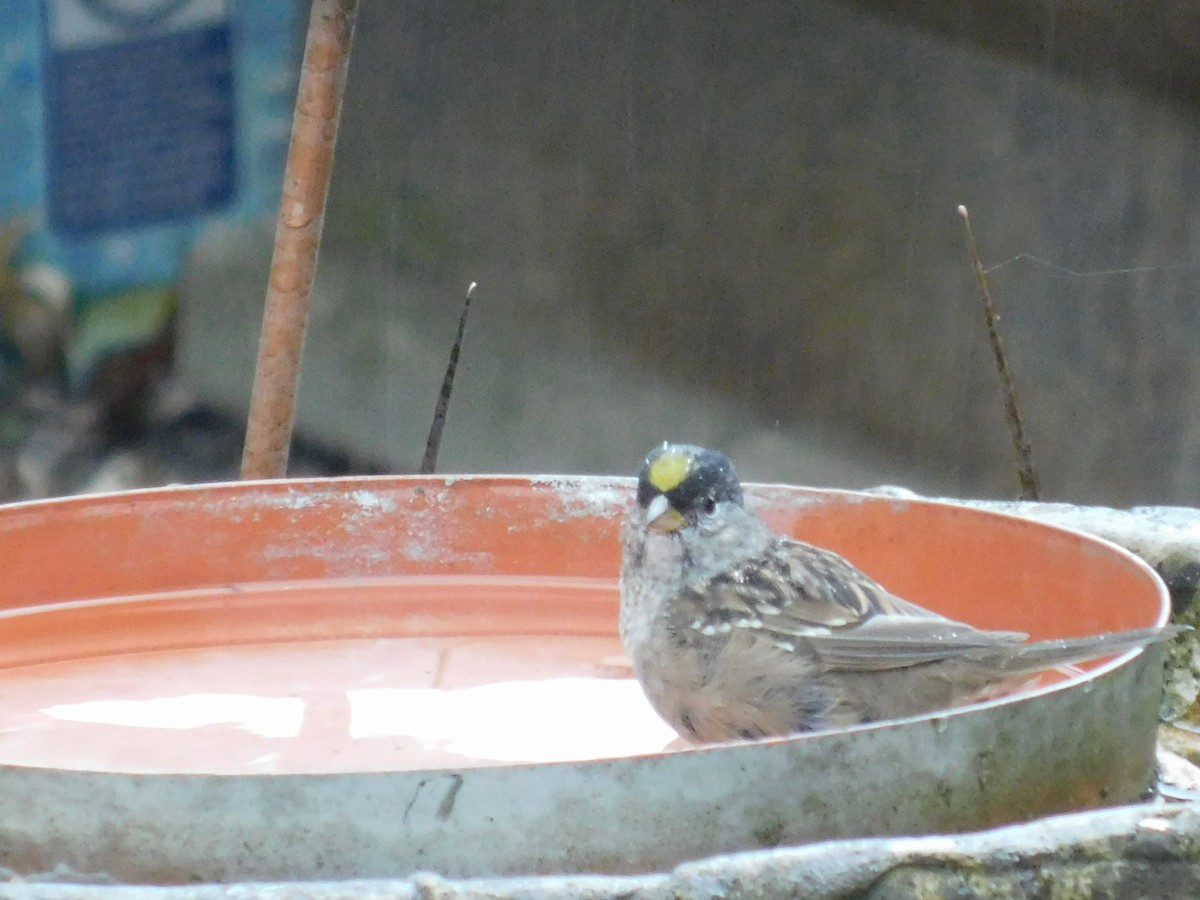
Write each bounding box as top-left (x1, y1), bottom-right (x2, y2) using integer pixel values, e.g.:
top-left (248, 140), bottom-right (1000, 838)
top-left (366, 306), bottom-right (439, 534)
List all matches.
top-left (635, 442), bottom-right (744, 533)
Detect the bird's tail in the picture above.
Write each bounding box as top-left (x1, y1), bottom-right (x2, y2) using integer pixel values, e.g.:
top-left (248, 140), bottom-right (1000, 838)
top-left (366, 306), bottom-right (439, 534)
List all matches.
top-left (979, 625), bottom-right (1187, 675)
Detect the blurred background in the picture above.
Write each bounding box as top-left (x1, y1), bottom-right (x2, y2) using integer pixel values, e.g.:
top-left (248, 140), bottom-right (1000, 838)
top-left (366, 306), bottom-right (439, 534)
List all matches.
top-left (4, 1), bottom-right (1200, 505)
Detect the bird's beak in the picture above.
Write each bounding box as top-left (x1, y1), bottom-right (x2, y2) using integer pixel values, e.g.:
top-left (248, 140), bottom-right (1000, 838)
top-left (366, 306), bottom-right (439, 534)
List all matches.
top-left (645, 493), bottom-right (685, 532)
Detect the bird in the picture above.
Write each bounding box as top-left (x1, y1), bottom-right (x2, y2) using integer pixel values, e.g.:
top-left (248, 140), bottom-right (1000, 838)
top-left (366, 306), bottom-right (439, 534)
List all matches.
top-left (619, 441), bottom-right (1181, 743)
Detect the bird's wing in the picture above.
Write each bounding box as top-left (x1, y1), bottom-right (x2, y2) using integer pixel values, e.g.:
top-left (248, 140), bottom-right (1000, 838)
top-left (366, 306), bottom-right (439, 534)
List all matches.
top-left (800, 615), bottom-right (1028, 670)
top-left (683, 537), bottom-right (1027, 671)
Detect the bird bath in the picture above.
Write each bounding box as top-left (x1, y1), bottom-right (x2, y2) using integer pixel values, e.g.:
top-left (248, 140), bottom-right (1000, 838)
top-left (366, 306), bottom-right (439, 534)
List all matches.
top-left (0, 475), bottom-right (1171, 883)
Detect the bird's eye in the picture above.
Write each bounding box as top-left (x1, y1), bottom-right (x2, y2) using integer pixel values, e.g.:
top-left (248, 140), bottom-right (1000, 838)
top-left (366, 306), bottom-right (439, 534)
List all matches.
top-left (701, 495), bottom-right (717, 516)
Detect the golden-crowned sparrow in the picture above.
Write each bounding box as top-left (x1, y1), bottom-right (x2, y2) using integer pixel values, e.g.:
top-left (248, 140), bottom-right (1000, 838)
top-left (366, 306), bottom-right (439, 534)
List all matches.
top-left (619, 441), bottom-right (1180, 742)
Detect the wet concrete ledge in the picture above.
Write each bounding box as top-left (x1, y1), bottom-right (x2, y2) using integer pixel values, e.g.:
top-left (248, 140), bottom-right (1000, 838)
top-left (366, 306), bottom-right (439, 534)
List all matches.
top-left (3, 800), bottom-right (1199, 899)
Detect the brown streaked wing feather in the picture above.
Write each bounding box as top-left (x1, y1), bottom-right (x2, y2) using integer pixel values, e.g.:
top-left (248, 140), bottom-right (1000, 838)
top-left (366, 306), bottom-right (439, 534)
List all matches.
top-left (683, 537), bottom-right (905, 635)
top-left (685, 536), bottom-right (1030, 670)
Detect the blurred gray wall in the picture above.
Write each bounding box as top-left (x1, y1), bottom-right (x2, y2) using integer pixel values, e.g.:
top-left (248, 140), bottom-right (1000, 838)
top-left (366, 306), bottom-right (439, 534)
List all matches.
top-left (182, 1), bottom-right (1200, 504)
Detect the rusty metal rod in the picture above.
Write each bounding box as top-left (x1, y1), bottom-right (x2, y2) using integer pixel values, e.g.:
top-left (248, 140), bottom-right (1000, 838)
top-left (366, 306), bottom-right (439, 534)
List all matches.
top-left (241, 0), bottom-right (359, 479)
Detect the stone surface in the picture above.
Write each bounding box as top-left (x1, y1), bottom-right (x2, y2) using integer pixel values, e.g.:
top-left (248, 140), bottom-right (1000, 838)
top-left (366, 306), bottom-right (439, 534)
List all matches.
top-left (180, 227), bottom-right (951, 493)
top-left (845, 1), bottom-right (1200, 103)
top-left (6, 803), bottom-right (1200, 898)
top-left (178, 2), bottom-right (1200, 504)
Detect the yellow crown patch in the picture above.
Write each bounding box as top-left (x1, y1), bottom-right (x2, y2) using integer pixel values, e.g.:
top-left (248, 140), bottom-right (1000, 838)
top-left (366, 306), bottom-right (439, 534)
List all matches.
top-left (647, 447), bottom-right (692, 493)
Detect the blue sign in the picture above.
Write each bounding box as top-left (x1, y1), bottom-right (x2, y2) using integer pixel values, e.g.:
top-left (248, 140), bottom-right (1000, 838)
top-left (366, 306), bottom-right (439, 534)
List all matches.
top-left (0, 1), bottom-right (299, 297)
top-left (42, 0), bottom-right (236, 236)
top-left (0, 0), bottom-right (299, 389)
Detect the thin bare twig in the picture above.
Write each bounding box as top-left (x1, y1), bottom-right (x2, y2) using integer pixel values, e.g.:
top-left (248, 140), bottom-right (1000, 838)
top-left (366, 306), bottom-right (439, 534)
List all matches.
top-left (420, 282), bottom-right (477, 474)
top-left (958, 205), bottom-right (1041, 501)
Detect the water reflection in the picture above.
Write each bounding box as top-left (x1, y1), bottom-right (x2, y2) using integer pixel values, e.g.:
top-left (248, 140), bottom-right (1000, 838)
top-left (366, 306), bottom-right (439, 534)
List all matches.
top-left (42, 694), bottom-right (306, 738)
top-left (347, 677), bottom-right (676, 763)
top-left (33, 677), bottom-right (676, 769)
